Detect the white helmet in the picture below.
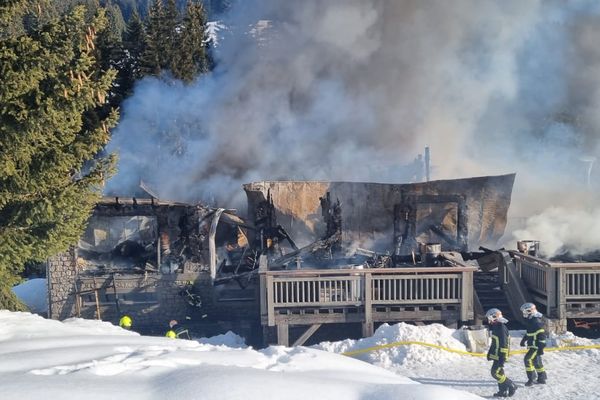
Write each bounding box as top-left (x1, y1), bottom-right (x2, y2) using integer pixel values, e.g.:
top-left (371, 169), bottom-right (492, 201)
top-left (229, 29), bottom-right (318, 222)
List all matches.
top-left (486, 308), bottom-right (503, 323)
top-left (520, 303), bottom-right (541, 318)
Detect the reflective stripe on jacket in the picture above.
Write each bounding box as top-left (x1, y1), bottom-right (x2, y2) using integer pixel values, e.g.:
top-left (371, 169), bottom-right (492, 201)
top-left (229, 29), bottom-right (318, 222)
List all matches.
top-left (524, 317), bottom-right (546, 349)
top-left (488, 322), bottom-right (510, 361)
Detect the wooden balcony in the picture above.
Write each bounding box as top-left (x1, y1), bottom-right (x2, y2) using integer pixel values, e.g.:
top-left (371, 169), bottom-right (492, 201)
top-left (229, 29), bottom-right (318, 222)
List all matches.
top-left (259, 257), bottom-right (475, 345)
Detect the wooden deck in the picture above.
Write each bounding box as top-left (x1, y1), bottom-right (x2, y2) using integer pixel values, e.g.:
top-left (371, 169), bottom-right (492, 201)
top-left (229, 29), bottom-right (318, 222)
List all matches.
top-left (259, 257), bottom-right (475, 345)
top-left (510, 251), bottom-right (600, 331)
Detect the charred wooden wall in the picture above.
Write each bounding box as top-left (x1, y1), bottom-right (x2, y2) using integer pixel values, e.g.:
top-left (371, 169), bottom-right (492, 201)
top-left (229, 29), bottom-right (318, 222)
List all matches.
top-left (244, 174), bottom-right (515, 252)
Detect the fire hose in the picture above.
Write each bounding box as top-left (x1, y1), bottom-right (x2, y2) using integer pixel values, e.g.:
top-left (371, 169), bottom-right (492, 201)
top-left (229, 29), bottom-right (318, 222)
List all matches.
top-left (342, 341), bottom-right (600, 358)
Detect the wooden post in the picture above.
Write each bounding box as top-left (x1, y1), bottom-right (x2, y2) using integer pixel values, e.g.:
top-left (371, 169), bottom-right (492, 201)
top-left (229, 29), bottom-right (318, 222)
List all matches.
top-left (157, 235), bottom-right (161, 272)
top-left (558, 267), bottom-right (567, 329)
top-left (277, 323), bottom-right (289, 346)
top-left (75, 294), bottom-right (81, 318)
top-left (92, 276), bottom-right (101, 320)
top-left (362, 272), bottom-right (374, 337)
top-left (93, 289), bottom-right (101, 320)
top-left (259, 255), bottom-right (268, 321)
top-left (74, 279), bottom-right (81, 318)
top-left (547, 267), bottom-right (557, 318)
top-left (460, 270), bottom-right (473, 322)
top-left (266, 274), bottom-right (275, 326)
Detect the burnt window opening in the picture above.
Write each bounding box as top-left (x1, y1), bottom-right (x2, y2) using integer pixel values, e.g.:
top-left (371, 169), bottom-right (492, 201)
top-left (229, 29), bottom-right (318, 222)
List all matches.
top-left (394, 195), bottom-right (468, 255)
top-left (77, 215), bottom-right (158, 273)
top-left (250, 189), bottom-right (298, 261)
top-left (74, 198), bottom-right (228, 276)
top-left (215, 222), bottom-right (256, 276)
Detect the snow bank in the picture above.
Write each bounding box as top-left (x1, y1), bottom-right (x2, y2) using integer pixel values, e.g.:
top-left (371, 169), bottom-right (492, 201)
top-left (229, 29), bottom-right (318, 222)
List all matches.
top-left (0, 311), bottom-right (137, 341)
top-left (12, 278), bottom-right (48, 314)
top-left (317, 322), bottom-right (469, 368)
top-left (0, 311), bottom-right (483, 400)
top-left (196, 330), bottom-right (247, 348)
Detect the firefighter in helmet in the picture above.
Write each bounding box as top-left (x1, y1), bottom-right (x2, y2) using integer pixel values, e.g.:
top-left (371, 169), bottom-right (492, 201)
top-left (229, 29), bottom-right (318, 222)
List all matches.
top-left (165, 319), bottom-right (191, 340)
top-left (486, 308), bottom-right (517, 397)
top-left (119, 315), bottom-right (133, 330)
top-left (519, 302), bottom-right (547, 385)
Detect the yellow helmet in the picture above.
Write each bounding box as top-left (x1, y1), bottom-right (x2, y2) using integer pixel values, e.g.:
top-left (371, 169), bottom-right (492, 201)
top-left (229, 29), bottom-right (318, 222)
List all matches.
top-left (119, 315), bottom-right (132, 329)
top-left (166, 330), bottom-right (177, 339)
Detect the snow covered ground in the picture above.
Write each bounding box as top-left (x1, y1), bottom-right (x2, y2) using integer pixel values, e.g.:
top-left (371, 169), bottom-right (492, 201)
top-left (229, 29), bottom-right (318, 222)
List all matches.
top-left (0, 311), bottom-right (482, 400)
top-left (2, 309), bottom-right (599, 399)
top-left (318, 323), bottom-right (600, 400)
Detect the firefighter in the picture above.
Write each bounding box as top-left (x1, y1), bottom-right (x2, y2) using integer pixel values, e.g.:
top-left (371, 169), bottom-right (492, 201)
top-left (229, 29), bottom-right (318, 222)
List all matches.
top-left (486, 308), bottom-right (517, 397)
top-left (165, 319), bottom-right (191, 340)
top-left (119, 315), bottom-right (133, 330)
top-left (519, 302), bottom-right (547, 385)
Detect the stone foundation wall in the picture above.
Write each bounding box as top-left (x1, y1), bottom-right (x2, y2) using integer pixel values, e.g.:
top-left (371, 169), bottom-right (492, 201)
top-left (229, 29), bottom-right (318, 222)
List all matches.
top-left (47, 249), bottom-right (78, 320)
top-left (47, 252), bottom-right (260, 341)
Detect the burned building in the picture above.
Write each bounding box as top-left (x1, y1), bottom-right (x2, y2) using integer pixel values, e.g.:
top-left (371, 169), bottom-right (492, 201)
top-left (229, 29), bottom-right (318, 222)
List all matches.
top-left (48, 174), bottom-right (524, 345)
top-left (244, 174), bottom-right (515, 256)
top-left (47, 197), bottom-right (260, 339)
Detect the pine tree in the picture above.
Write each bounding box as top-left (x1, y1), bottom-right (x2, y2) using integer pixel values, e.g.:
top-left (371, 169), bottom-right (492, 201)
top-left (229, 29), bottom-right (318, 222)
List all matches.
top-left (97, 0), bottom-right (127, 107)
top-left (141, 0), bottom-right (162, 75)
top-left (121, 9), bottom-right (146, 94)
top-left (0, 2), bottom-right (118, 309)
top-left (162, 0), bottom-right (178, 69)
top-left (172, 0), bottom-right (207, 82)
top-left (103, 0), bottom-right (126, 40)
top-left (139, 0), bottom-right (208, 82)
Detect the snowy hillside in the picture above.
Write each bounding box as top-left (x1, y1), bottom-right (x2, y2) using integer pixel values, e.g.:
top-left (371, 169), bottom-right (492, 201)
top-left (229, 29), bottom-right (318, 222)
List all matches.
top-left (0, 311), bottom-right (482, 400)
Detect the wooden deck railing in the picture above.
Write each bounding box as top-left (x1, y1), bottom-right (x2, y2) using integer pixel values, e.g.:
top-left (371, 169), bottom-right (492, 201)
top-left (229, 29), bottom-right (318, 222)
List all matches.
top-left (510, 251), bottom-right (600, 321)
top-left (260, 264), bottom-right (475, 327)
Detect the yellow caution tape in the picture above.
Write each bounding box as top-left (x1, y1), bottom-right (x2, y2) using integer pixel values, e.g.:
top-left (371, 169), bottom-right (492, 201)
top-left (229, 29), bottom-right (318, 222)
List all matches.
top-left (342, 341), bottom-right (600, 357)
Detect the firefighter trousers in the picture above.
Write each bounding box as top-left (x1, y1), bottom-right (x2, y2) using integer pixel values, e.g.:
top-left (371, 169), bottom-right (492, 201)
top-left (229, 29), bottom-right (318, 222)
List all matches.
top-left (524, 348), bottom-right (544, 374)
top-left (491, 360), bottom-right (508, 384)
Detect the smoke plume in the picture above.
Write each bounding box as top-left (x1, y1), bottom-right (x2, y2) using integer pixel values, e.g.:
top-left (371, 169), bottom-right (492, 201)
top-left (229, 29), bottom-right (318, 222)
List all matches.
top-left (107, 0), bottom-right (600, 254)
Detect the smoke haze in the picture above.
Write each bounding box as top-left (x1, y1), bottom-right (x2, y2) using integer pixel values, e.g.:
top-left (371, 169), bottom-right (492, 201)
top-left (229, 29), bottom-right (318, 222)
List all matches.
top-left (107, 0), bottom-right (600, 254)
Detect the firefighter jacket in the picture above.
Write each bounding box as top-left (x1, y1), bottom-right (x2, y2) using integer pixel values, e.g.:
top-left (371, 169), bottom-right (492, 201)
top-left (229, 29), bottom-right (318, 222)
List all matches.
top-left (166, 324), bottom-right (191, 340)
top-left (522, 316), bottom-right (546, 350)
top-left (487, 322), bottom-right (510, 361)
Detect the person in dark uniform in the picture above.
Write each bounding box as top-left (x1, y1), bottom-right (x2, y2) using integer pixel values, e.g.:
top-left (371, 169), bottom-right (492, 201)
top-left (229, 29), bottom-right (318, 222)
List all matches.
top-left (165, 319), bottom-right (191, 340)
top-left (519, 303), bottom-right (547, 386)
top-left (486, 308), bottom-right (517, 397)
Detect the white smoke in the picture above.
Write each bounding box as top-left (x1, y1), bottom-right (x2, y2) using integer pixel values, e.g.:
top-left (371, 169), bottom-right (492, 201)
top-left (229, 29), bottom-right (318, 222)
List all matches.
top-left (107, 0), bottom-right (600, 254)
top-left (513, 207), bottom-right (600, 257)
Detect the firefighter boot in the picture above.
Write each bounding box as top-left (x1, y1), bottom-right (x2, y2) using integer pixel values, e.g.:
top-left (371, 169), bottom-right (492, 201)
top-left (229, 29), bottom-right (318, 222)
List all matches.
top-left (507, 380), bottom-right (518, 397)
top-left (493, 382), bottom-right (508, 397)
top-left (537, 371), bottom-right (547, 384)
top-left (525, 371), bottom-right (536, 387)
